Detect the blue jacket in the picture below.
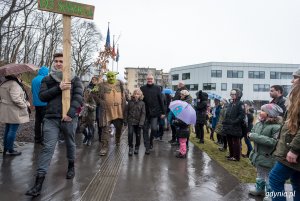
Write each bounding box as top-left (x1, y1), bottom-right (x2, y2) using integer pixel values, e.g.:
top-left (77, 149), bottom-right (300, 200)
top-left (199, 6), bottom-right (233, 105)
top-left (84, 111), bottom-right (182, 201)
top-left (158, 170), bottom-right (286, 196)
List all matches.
top-left (31, 66), bottom-right (49, 106)
top-left (212, 105), bottom-right (222, 129)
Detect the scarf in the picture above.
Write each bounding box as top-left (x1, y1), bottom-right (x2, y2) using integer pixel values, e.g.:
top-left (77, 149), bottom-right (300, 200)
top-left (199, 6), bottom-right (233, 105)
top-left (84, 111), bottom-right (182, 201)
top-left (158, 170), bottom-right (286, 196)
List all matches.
top-left (50, 67), bottom-right (76, 82)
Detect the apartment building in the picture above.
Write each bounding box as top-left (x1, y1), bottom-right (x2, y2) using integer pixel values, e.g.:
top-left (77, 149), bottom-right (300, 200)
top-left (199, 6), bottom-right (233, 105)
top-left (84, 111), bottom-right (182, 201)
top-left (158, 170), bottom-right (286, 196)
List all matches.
top-left (124, 67), bottom-right (170, 93)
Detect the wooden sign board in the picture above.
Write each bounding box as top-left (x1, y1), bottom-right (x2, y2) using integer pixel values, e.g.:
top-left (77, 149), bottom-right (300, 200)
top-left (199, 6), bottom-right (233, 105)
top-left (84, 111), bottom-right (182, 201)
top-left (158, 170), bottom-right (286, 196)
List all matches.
top-left (38, 0), bottom-right (95, 19)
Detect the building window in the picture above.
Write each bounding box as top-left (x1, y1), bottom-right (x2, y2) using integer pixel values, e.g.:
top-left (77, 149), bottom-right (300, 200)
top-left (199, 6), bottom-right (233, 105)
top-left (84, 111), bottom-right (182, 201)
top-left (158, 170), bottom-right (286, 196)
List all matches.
top-left (253, 84), bottom-right (270, 92)
top-left (221, 83), bottom-right (227, 91)
top-left (280, 72), bottom-right (293, 79)
top-left (189, 84), bottom-right (198, 91)
top-left (172, 74), bottom-right (179, 80)
top-left (182, 73), bottom-right (190, 80)
top-left (232, 83), bottom-right (243, 91)
top-left (270, 72), bottom-right (293, 79)
top-left (282, 85), bottom-right (292, 96)
top-left (203, 83), bottom-right (216, 90)
top-left (248, 71), bottom-right (265, 79)
top-left (185, 85), bottom-right (190, 90)
top-left (270, 72), bottom-right (280, 79)
top-left (211, 70), bottom-right (222, 78)
top-left (227, 70), bottom-right (243, 78)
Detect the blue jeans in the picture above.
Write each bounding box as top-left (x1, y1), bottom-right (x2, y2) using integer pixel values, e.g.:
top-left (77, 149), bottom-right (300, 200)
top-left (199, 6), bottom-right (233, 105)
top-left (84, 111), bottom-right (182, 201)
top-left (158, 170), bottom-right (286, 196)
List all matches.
top-left (128, 125), bottom-right (141, 148)
top-left (3, 123), bottom-right (20, 152)
top-left (37, 117), bottom-right (78, 175)
top-left (244, 136), bottom-right (253, 155)
top-left (143, 117), bottom-right (158, 149)
top-left (269, 161), bottom-right (300, 201)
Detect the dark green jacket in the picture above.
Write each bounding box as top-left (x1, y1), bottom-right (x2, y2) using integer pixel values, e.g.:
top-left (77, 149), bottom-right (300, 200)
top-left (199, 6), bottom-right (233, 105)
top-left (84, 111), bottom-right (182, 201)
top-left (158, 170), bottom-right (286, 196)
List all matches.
top-left (273, 122), bottom-right (300, 171)
top-left (249, 119), bottom-right (281, 168)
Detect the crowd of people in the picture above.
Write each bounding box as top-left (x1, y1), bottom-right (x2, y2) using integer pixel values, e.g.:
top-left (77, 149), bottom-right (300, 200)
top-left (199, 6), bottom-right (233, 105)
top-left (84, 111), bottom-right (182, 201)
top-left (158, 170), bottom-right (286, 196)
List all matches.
top-left (0, 53), bottom-right (299, 200)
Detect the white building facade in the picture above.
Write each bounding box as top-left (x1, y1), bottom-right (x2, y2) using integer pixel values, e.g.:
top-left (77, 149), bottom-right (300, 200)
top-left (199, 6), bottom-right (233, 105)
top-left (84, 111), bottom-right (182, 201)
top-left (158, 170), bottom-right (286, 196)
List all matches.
top-left (170, 62), bottom-right (299, 104)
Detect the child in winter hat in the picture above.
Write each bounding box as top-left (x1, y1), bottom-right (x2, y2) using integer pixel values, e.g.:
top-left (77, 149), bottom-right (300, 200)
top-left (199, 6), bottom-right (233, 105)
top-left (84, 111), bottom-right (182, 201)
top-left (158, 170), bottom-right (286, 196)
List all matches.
top-left (248, 103), bottom-right (282, 199)
top-left (260, 103), bottom-right (283, 121)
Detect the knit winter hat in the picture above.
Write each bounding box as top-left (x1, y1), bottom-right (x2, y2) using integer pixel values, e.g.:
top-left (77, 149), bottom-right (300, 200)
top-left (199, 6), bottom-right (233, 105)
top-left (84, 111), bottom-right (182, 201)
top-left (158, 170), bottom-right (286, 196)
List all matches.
top-left (261, 103), bottom-right (283, 118)
top-left (293, 69), bottom-right (300, 77)
top-left (180, 90), bottom-right (190, 96)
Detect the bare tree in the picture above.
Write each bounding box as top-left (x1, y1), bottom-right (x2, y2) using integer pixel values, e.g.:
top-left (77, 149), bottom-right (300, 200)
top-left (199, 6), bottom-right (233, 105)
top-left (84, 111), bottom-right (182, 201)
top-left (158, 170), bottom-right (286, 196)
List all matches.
top-left (1, 1), bottom-right (103, 80)
top-left (71, 19), bottom-right (102, 78)
top-left (0, 0), bottom-right (35, 59)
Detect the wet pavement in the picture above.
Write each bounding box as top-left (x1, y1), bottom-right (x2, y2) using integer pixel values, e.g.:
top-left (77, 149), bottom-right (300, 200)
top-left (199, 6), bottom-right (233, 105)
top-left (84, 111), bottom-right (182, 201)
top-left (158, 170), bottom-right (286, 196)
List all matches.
top-left (0, 129), bottom-right (293, 201)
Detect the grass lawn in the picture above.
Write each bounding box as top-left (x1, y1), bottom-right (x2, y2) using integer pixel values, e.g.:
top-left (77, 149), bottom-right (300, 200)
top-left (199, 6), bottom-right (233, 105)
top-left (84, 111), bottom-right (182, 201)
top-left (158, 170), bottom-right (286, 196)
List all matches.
top-left (190, 130), bottom-right (257, 183)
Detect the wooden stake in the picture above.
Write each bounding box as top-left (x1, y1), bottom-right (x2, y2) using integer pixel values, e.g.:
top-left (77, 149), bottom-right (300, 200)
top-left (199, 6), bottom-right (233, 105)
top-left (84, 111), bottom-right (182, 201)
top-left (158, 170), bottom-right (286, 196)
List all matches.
top-left (62, 15), bottom-right (71, 117)
top-left (38, 0), bottom-right (95, 117)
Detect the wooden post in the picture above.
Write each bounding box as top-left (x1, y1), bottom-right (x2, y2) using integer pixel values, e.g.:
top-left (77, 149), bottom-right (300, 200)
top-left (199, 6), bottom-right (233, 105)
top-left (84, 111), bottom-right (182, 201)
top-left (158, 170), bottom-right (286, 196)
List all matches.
top-left (38, 0), bottom-right (94, 117)
top-left (62, 15), bottom-right (71, 117)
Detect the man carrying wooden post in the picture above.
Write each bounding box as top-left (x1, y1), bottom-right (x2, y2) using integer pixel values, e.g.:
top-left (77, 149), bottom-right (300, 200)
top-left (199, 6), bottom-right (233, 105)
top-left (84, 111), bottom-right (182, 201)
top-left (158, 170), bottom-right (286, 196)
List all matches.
top-left (26, 0), bottom-right (94, 197)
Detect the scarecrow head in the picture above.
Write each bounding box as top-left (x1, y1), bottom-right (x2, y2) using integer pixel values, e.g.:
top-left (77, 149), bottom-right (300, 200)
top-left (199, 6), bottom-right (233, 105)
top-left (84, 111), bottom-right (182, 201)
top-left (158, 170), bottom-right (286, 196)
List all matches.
top-left (105, 71), bottom-right (118, 84)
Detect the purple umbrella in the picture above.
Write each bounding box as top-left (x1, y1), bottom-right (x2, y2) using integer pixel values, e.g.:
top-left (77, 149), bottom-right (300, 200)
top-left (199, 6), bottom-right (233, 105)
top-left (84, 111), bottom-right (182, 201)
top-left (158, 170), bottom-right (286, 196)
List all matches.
top-left (169, 100), bottom-right (196, 125)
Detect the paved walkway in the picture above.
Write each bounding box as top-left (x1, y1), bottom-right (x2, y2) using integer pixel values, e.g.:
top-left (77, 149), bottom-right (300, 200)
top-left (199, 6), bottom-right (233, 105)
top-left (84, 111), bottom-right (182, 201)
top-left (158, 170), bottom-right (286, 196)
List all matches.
top-left (0, 129), bottom-right (292, 201)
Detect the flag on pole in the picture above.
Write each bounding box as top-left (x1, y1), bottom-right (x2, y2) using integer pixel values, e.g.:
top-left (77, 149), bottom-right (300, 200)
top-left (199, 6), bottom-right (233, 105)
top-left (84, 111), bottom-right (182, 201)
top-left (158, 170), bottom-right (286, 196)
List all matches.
top-left (105, 25), bottom-right (111, 50)
top-left (116, 46), bottom-right (120, 62)
top-left (112, 36), bottom-right (116, 60)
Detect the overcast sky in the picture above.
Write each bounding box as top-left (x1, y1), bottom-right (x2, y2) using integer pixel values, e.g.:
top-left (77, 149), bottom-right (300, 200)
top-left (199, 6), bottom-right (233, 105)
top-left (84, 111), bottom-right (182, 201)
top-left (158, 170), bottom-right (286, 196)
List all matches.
top-left (75, 0), bottom-right (300, 74)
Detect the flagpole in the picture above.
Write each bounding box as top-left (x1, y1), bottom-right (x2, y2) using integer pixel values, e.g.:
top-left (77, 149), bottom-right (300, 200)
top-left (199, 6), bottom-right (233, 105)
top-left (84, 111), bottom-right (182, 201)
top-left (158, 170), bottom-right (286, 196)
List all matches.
top-left (116, 44), bottom-right (119, 72)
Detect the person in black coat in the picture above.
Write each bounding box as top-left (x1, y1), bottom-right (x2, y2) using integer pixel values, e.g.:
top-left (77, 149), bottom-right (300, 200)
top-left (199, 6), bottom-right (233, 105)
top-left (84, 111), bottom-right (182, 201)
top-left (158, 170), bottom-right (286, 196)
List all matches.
top-left (165, 94), bottom-right (172, 131)
top-left (269, 85), bottom-right (286, 116)
top-left (26, 53), bottom-right (83, 197)
top-left (241, 104), bottom-right (254, 158)
top-left (157, 86), bottom-right (168, 140)
top-left (173, 81), bottom-right (188, 101)
top-left (222, 88), bottom-right (245, 161)
top-left (140, 74), bottom-right (165, 154)
top-left (195, 90), bottom-right (208, 143)
top-left (124, 89), bottom-right (146, 156)
top-left (172, 118), bottom-right (189, 158)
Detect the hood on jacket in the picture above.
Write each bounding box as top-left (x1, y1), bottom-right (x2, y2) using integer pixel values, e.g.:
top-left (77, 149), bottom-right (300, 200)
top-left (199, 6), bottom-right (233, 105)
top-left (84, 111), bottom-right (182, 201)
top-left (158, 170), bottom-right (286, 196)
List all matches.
top-left (231, 88), bottom-right (243, 100)
top-left (197, 90), bottom-right (208, 101)
top-left (38, 66), bottom-right (49, 76)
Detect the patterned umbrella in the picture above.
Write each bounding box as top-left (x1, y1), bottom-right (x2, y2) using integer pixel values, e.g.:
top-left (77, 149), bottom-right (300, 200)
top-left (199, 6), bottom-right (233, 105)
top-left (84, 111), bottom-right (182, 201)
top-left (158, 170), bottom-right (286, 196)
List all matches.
top-left (207, 92), bottom-right (222, 100)
top-left (169, 100), bottom-right (196, 125)
top-left (0, 63), bottom-right (38, 76)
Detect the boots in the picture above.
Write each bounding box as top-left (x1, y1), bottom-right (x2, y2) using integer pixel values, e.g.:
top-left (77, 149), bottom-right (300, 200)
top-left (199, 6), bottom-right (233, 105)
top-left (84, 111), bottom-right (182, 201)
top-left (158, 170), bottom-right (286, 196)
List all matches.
top-left (145, 148), bottom-right (150, 155)
top-left (115, 136), bottom-right (120, 146)
top-left (263, 183), bottom-right (272, 201)
top-left (176, 152), bottom-right (187, 158)
top-left (128, 147), bottom-right (133, 156)
top-left (66, 161), bottom-right (75, 179)
top-left (210, 133), bottom-right (215, 141)
top-left (83, 128), bottom-right (88, 144)
top-left (3, 149), bottom-right (22, 156)
top-left (25, 174), bottom-right (45, 197)
top-left (249, 178), bottom-right (266, 196)
top-left (99, 141), bottom-right (108, 156)
top-left (134, 147), bottom-right (139, 155)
